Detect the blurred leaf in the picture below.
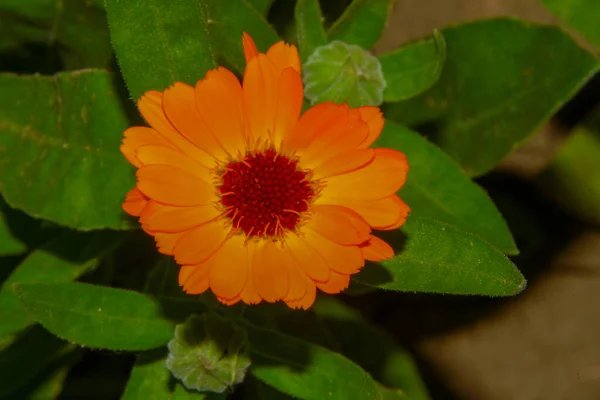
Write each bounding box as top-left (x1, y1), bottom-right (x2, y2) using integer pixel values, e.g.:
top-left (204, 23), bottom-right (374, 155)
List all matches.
top-left (541, 0), bottom-right (600, 49)
top-left (245, 322), bottom-right (381, 400)
top-left (314, 298), bottom-right (430, 400)
top-left (0, 325), bottom-right (73, 397)
top-left (201, 0), bottom-right (279, 75)
top-left (0, 230), bottom-right (125, 337)
top-left (0, 70), bottom-right (135, 230)
top-left (0, 0), bottom-right (112, 70)
top-left (7, 347), bottom-right (82, 400)
top-left (273, 311), bottom-right (340, 351)
top-left (295, 0), bottom-right (328, 61)
top-left (356, 217), bottom-right (526, 295)
top-left (380, 31), bottom-right (446, 102)
top-left (167, 314), bottom-right (250, 393)
top-left (304, 41), bottom-right (385, 107)
top-left (248, 0), bottom-right (275, 15)
top-left (13, 282), bottom-right (177, 350)
top-left (327, 0), bottom-right (394, 49)
top-left (0, 207), bottom-right (26, 256)
top-left (377, 121), bottom-right (517, 254)
top-left (105, 0), bottom-right (215, 101)
top-left (123, 348), bottom-right (225, 400)
top-left (244, 375), bottom-right (293, 400)
top-left (538, 127), bottom-right (600, 224)
top-left (384, 18), bottom-right (599, 176)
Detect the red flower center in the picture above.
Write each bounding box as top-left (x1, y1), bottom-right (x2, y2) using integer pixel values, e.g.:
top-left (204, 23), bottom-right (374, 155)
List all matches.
top-left (219, 149), bottom-right (314, 237)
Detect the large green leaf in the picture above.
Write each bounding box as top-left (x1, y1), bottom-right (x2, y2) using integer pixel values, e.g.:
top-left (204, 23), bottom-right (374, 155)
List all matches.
top-left (356, 217), bottom-right (526, 295)
top-left (0, 206), bottom-right (26, 256)
top-left (201, 0), bottom-right (279, 74)
top-left (327, 0), bottom-right (395, 49)
top-left (377, 121), bottom-right (517, 254)
top-left (384, 18), bottom-right (599, 176)
top-left (246, 323), bottom-right (381, 400)
top-left (0, 325), bottom-right (74, 397)
top-left (314, 298), bottom-right (430, 400)
top-left (0, 230), bottom-right (124, 337)
top-left (295, 0), bottom-right (328, 61)
top-left (13, 282), bottom-right (176, 351)
top-left (105, 0), bottom-right (216, 101)
top-left (123, 348), bottom-right (225, 400)
top-left (379, 31), bottom-right (446, 102)
top-left (0, 70), bottom-right (135, 230)
top-left (541, 0), bottom-right (600, 49)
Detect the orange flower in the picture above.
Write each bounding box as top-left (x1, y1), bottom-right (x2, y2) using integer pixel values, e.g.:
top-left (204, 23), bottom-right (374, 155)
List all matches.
top-left (121, 33), bottom-right (409, 309)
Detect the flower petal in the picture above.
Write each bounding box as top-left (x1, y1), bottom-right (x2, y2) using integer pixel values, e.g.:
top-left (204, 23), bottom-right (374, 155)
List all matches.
top-left (243, 32), bottom-right (259, 63)
top-left (285, 233), bottom-right (331, 282)
top-left (154, 231), bottom-right (186, 255)
top-left (285, 277), bottom-right (316, 310)
top-left (320, 148), bottom-right (408, 201)
top-left (173, 220), bottom-right (228, 265)
top-left (180, 262), bottom-right (211, 295)
top-left (316, 270), bottom-right (351, 294)
top-left (271, 68), bottom-right (303, 148)
top-left (252, 240), bottom-right (290, 303)
top-left (121, 127), bottom-right (175, 168)
top-left (306, 204), bottom-right (371, 245)
top-left (195, 67), bottom-right (246, 157)
top-left (282, 252), bottom-right (307, 302)
top-left (218, 296), bottom-right (241, 306)
top-left (136, 165), bottom-right (215, 206)
top-left (266, 41), bottom-right (301, 73)
top-left (302, 226), bottom-right (364, 275)
top-left (162, 82), bottom-right (226, 164)
top-left (136, 145), bottom-right (213, 183)
top-left (243, 54), bottom-right (278, 146)
top-left (360, 235), bottom-right (394, 262)
top-left (140, 203), bottom-right (221, 233)
top-left (312, 149), bottom-right (375, 180)
top-left (241, 242), bottom-right (262, 305)
top-left (122, 188), bottom-right (149, 217)
top-left (357, 106), bottom-right (384, 149)
top-left (208, 234), bottom-right (249, 300)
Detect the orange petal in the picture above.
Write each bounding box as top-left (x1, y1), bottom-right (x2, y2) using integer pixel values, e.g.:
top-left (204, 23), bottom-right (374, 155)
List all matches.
top-left (240, 242), bottom-right (262, 305)
top-left (137, 91), bottom-right (213, 164)
top-left (303, 227), bottom-right (364, 275)
top-left (307, 204), bottom-right (371, 245)
top-left (285, 277), bottom-right (316, 310)
top-left (242, 32), bottom-right (259, 63)
top-left (208, 234), bottom-right (249, 300)
top-left (285, 233), bottom-right (331, 282)
top-left (316, 270), bottom-right (351, 294)
top-left (312, 149), bottom-right (375, 180)
top-left (122, 188), bottom-right (149, 217)
top-left (243, 54), bottom-right (278, 146)
top-left (135, 145), bottom-right (213, 183)
top-left (271, 68), bottom-right (303, 148)
top-left (321, 148), bottom-right (409, 201)
top-left (218, 296), bottom-right (241, 306)
top-left (266, 41), bottom-right (301, 73)
top-left (195, 67), bottom-right (246, 157)
top-left (173, 220), bottom-right (228, 265)
top-left (282, 253), bottom-right (307, 302)
top-left (140, 203), bottom-right (221, 233)
top-left (180, 262), bottom-right (211, 295)
top-left (121, 127), bottom-right (175, 168)
top-left (283, 102), bottom-right (349, 153)
top-left (317, 194), bottom-right (410, 230)
top-left (162, 82), bottom-right (226, 164)
top-left (357, 107), bottom-right (384, 149)
top-left (252, 241), bottom-right (290, 303)
top-left (136, 165), bottom-right (215, 206)
top-left (361, 235), bottom-right (394, 262)
top-left (154, 231), bottom-right (186, 255)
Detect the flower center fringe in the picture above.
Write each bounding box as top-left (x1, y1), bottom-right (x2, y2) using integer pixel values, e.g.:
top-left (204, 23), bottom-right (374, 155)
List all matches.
top-left (219, 149), bottom-right (314, 238)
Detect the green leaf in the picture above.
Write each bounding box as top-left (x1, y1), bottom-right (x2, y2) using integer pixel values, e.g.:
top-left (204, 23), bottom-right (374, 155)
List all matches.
top-left (356, 217), bottom-right (526, 296)
top-left (13, 282), bottom-right (177, 350)
top-left (384, 18), bottom-right (599, 176)
top-left (0, 207), bottom-right (26, 257)
top-left (201, 0), bottom-right (279, 75)
top-left (105, 0), bottom-right (216, 101)
top-left (304, 41), bottom-right (386, 107)
top-left (0, 70), bottom-right (135, 230)
top-left (167, 314), bottom-right (251, 393)
top-left (0, 325), bottom-right (74, 397)
top-left (295, 0), bottom-right (328, 61)
top-left (0, 230), bottom-right (125, 337)
top-left (541, 0), bottom-right (600, 49)
top-left (377, 121), bottom-right (517, 254)
top-left (327, 0), bottom-right (395, 49)
top-left (314, 298), bottom-right (430, 400)
top-left (380, 31), bottom-right (446, 102)
top-left (123, 348), bottom-right (225, 400)
top-left (245, 322), bottom-right (381, 400)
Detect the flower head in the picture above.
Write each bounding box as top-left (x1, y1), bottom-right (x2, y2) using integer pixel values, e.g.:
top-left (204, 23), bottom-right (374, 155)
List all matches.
top-left (121, 33), bottom-right (409, 309)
